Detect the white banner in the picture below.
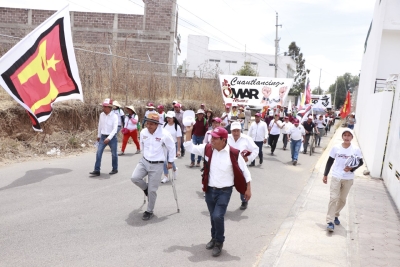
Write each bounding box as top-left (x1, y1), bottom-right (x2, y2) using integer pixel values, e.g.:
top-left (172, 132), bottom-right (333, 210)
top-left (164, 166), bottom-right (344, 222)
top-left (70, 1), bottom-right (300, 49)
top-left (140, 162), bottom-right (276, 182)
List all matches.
top-left (311, 94), bottom-right (332, 109)
top-left (219, 75), bottom-right (294, 107)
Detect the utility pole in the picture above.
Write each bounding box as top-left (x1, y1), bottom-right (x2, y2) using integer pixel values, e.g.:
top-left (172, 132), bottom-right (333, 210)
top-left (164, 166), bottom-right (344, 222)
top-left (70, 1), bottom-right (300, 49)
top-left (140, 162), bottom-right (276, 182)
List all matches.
top-left (318, 68), bottom-right (322, 94)
top-left (275, 12), bottom-right (282, 78)
top-left (333, 76), bottom-right (338, 109)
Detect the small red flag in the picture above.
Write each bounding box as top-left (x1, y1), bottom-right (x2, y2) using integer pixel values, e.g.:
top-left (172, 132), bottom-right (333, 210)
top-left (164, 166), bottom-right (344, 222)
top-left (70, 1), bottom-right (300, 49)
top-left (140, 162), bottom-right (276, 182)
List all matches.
top-left (340, 91), bottom-right (351, 119)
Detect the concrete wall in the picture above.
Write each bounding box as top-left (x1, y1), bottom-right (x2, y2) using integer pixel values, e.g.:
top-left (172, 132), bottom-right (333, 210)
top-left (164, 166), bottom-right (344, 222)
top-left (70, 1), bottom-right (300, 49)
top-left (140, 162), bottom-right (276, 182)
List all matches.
top-left (382, 78), bottom-right (400, 210)
top-left (186, 35), bottom-right (295, 78)
top-left (0, 1), bottom-right (180, 74)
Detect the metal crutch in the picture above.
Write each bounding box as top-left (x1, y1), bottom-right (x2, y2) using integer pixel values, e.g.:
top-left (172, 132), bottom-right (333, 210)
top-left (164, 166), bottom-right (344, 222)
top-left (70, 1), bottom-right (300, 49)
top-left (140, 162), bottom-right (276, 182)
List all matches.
top-left (168, 168), bottom-right (180, 213)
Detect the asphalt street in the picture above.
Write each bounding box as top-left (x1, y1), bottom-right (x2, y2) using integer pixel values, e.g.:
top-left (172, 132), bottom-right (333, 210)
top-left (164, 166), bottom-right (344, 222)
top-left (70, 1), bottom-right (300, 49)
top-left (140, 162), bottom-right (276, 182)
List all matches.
top-left (0, 129), bottom-right (335, 267)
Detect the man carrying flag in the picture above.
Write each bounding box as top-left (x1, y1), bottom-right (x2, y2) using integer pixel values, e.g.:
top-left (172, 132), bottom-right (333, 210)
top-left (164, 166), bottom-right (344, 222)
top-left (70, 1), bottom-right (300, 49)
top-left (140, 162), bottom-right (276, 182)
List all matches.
top-left (0, 5), bottom-right (82, 131)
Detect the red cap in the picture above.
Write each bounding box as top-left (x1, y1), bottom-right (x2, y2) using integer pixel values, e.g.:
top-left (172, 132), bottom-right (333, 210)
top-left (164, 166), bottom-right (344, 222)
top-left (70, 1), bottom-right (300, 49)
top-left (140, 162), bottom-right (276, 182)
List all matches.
top-left (284, 116), bottom-right (289, 119)
top-left (293, 119), bottom-right (300, 124)
top-left (174, 103), bottom-right (182, 108)
top-left (255, 113), bottom-right (261, 117)
top-left (157, 105), bottom-right (164, 110)
top-left (211, 127), bottom-right (228, 139)
top-left (212, 117), bottom-right (222, 123)
top-left (201, 103), bottom-right (205, 106)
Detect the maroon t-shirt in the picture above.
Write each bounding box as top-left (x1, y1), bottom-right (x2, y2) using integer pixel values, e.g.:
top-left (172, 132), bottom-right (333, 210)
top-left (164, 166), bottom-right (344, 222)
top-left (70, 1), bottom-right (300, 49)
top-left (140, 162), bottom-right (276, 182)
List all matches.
top-left (192, 118), bottom-right (208, 137)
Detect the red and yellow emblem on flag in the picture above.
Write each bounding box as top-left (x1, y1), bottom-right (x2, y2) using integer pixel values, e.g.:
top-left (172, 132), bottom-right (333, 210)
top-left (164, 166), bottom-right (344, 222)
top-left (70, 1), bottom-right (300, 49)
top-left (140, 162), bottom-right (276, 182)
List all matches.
top-left (0, 6), bottom-right (82, 131)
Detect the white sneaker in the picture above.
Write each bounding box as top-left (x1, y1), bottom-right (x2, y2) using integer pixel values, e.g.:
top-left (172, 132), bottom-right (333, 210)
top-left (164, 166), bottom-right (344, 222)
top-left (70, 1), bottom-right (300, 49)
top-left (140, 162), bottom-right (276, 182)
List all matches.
top-left (161, 176), bottom-right (169, 183)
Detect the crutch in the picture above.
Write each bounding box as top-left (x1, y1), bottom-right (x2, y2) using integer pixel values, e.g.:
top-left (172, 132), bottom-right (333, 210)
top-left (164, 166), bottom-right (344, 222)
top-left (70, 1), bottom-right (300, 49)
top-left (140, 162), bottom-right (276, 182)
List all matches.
top-left (168, 168), bottom-right (180, 213)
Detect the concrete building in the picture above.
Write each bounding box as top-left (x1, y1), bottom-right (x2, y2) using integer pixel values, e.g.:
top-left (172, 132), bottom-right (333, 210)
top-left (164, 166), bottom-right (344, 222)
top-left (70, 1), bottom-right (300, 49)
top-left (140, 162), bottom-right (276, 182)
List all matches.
top-left (185, 35), bottom-right (295, 79)
top-left (355, 0), bottom-right (400, 210)
top-left (0, 0), bottom-right (180, 74)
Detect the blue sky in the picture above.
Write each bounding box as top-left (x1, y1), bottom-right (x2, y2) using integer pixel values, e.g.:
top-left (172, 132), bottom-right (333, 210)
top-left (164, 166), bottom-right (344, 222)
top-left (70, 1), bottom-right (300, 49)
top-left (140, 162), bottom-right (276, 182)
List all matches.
top-left (1, 0), bottom-right (376, 91)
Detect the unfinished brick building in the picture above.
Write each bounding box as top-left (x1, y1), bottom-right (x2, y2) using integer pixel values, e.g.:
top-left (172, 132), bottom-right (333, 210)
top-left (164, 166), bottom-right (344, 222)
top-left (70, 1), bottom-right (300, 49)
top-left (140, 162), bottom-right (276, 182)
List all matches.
top-left (0, 0), bottom-right (180, 74)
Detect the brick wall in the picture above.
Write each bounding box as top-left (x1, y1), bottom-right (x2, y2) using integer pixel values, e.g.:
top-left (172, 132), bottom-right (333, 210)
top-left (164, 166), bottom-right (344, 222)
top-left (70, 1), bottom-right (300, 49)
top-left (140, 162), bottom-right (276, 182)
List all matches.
top-left (32, 9), bottom-right (55, 25)
top-left (118, 14), bottom-right (143, 30)
top-left (143, 0), bottom-right (173, 31)
top-left (74, 12), bottom-right (114, 29)
top-left (0, 7), bottom-right (28, 24)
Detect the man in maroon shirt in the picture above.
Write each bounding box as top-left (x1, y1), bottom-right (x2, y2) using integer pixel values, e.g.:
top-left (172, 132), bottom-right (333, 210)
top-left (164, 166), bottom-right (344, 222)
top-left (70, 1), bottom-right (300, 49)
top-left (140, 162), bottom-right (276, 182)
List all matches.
top-left (287, 111), bottom-right (296, 124)
top-left (190, 109), bottom-right (208, 167)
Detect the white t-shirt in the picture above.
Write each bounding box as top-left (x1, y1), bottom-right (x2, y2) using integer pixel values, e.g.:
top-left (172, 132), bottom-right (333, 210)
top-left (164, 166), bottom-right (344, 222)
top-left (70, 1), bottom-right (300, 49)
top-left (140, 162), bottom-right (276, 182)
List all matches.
top-left (163, 124), bottom-right (182, 143)
top-left (222, 112), bottom-right (230, 125)
top-left (329, 144), bottom-right (362, 180)
top-left (114, 109), bottom-right (125, 126)
top-left (288, 125), bottom-right (305, 140)
top-left (281, 121), bottom-right (293, 134)
top-left (315, 119), bottom-right (325, 128)
top-left (269, 120), bottom-right (283, 135)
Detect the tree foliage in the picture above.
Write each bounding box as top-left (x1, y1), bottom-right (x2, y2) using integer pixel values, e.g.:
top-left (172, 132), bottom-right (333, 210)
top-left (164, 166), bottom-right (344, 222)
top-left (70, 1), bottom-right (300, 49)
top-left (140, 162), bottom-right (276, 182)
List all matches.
top-left (287, 42), bottom-right (310, 96)
top-left (312, 86), bottom-right (322, 95)
top-left (328, 73), bottom-right (359, 109)
top-left (233, 61), bottom-right (258, 76)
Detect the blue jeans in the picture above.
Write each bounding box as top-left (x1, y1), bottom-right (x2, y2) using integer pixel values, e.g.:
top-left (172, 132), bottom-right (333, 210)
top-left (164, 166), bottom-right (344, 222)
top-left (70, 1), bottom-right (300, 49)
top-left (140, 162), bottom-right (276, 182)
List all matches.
top-left (94, 134), bottom-right (118, 171)
top-left (205, 186), bottom-right (233, 243)
top-left (290, 139), bottom-right (302, 161)
top-left (348, 124), bottom-right (354, 130)
top-left (251, 141), bottom-right (264, 165)
top-left (191, 135), bottom-right (204, 163)
top-left (164, 142), bottom-right (177, 175)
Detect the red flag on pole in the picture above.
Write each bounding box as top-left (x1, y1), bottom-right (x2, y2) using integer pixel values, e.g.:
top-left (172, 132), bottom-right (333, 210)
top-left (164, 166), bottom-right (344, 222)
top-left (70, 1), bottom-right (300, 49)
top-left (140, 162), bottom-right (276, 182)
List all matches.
top-left (340, 91), bottom-right (351, 119)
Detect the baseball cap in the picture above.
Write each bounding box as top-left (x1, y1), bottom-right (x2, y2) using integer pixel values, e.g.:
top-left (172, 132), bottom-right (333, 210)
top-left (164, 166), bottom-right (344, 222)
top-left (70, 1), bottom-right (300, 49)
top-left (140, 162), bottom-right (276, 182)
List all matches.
top-left (211, 127), bottom-right (228, 139)
top-left (102, 98), bottom-right (113, 107)
top-left (146, 102), bottom-right (155, 109)
top-left (293, 119), bottom-right (300, 124)
top-left (166, 111), bottom-right (175, 118)
top-left (212, 117), bottom-right (222, 123)
top-left (157, 105), bottom-right (164, 110)
top-left (255, 113), bottom-right (261, 117)
top-left (308, 115), bottom-right (313, 119)
top-left (284, 116), bottom-right (289, 119)
top-left (174, 103), bottom-right (182, 108)
top-left (231, 121), bottom-right (241, 130)
top-left (342, 128), bottom-right (354, 137)
top-left (172, 100), bottom-right (178, 104)
top-left (196, 109), bottom-right (205, 114)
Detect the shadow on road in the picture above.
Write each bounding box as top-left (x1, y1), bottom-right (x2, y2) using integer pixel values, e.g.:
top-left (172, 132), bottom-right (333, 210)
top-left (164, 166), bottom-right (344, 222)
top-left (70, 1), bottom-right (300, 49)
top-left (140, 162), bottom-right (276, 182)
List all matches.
top-left (125, 205), bottom-right (169, 227)
top-left (164, 243), bottom-right (241, 263)
top-left (0, 168), bottom-right (72, 191)
top-left (200, 210), bottom-right (249, 222)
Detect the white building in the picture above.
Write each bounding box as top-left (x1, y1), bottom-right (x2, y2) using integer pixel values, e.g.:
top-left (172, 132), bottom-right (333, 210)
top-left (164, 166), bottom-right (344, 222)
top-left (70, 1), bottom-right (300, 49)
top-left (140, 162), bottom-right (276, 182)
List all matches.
top-left (185, 35), bottom-right (295, 79)
top-left (356, 0), bottom-right (400, 210)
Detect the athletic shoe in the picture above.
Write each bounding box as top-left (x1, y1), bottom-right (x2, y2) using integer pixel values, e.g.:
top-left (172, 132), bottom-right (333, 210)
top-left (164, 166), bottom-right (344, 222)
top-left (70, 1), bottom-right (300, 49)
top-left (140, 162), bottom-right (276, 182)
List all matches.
top-left (212, 242), bottom-right (223, 257)
top-left (196, 163), bottom-right (201, 167)
top-left (161, 176), bottom-right (169, 183)
top-left (334, 217), bottom-right (340, 225)
top-left (142, 211), bottom-right (154, 221)
top-left (249, 163), bottom-right (255, 167)
top-left (206, 238), bottom-right (216, 250)
top-left (89, 171), bottom-right (100, 176)
top-left (118, 152), bottom-right (125, 156)
top-left (327, 222), bottom-right (334, 232)
top-left (240, 202), bottom-right (248, 210)
top-left (190, 162), bottom-right (195, 167)
top-left (109, 169), bottom-right (118, 175)
top-left (293, 160), bottom-right (297, 166)
top-left (135, 150), bottom-right (141, 154)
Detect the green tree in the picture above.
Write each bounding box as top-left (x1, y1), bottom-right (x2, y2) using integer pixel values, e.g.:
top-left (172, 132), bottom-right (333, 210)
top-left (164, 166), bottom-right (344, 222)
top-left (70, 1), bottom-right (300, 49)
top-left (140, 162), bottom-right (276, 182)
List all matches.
top-left (233, 62), bottom-right (258, 76)
top-left (328, 73), bottom-right (359, 109)
top-left (287, 42), bottom-right (310, 96)
top-left (312, 86), bottom-right (322, 95)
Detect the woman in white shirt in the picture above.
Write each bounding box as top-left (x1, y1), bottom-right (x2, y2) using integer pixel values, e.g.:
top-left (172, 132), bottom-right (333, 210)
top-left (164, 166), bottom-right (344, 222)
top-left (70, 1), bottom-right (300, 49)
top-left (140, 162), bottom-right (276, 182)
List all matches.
top-left (119, 105), bottom-right (140, 156)
top-left (268, 114), bottom-right (284, 155)
top-left (314, 115), bottom-right (326, 147)
top-left (161, 111), bottom-right (182, 183)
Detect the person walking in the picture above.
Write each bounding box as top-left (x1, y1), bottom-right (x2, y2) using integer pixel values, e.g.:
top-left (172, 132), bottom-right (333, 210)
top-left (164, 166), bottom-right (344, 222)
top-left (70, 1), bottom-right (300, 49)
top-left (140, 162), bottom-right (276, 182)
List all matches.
top-left (112, 100), bottom-right (125, 135)
top-left (184, 126), bottom-right (252, 257)
top-left (221, 105), bottom-right (231, 126)
top-left (323, 129), bottom-right (363, 232)
top-left (281, 116), bottom-right (292, 150)
top-left (248, 113), bottom-right (268, 166)
top-left (302, 116), bottom-right (319, 154)
top-left (190, 109), bottom-right (208, 167)
top-left (204, 117), bottom-right (222, 144)
top-left (89, 99), bottom-right (118, 176)
top-left (174, 103), bottom-right (185, 157)
top-left (161, 111), bottom-right (182, 183)
top-left (206, 110), bottom-right (214, 131)
top-left (228, 121), bottom-right (258, 210)
top-left (347, 113), bottom-right (356, 130)
top-left (268, 114), bottom-right (284, 155)
top-left (244, 106), bottom-right (251, 131)
top-left (130, 113), bottom-right (176, 221)
top-left (315, 115), bottom-right (326, 147)
top-left (119, 105), bottom-right (140, 156)
top-left (288, 119), bottom-right (305, 166)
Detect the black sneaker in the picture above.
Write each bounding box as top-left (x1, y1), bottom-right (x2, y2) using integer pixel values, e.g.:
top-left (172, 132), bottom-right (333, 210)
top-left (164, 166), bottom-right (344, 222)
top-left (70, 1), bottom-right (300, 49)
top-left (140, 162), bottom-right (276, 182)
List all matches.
top-left (142, 211), bottom-right (154, 221)
top-left (212, 242), bottom-right (223, 257)
top-left (109, 169), bottom-right (118, 175)
top-left (206, 238), bottom-right (216, 250)
top-left (249, 163), bottom-right (255, 167)
top-left (334, 217), bottom-right (340, 225)
top-left (89, 171), bottom-right (100, 176)
top-left (259, 158), bottom-right (263, 164)
top-left (240, 202), bottom-right (248, 210)
top-left (293, 160), bottom-right (297, 166)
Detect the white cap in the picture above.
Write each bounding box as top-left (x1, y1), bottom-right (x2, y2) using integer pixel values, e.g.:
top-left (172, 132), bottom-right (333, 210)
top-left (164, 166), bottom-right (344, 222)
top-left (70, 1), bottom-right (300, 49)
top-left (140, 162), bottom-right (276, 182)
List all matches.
top-left (231, 121), bottom-right (241, 130)
top-left (166, 111), bottom-right (175, 118)
top-left (196, 109), bottom-right (205, 114)
top-left (308, 115), bottom-right (313, 119)
top-left (269, 111), bottom-right (274, 116)
top-left (342, 128), bottom-right (354, 137)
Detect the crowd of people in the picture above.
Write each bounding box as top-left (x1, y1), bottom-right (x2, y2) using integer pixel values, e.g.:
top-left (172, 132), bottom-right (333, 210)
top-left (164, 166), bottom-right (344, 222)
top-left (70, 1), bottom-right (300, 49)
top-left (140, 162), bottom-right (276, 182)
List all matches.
top-left (88, 98), bottom-right (361, 257)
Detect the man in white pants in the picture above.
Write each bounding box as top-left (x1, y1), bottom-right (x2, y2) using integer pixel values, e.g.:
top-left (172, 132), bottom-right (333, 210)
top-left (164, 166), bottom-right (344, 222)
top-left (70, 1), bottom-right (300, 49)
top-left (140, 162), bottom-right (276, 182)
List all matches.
top-left (227, 121), bottom-right (258, 210)
top-left (130, 113), bottom-right (176, 221)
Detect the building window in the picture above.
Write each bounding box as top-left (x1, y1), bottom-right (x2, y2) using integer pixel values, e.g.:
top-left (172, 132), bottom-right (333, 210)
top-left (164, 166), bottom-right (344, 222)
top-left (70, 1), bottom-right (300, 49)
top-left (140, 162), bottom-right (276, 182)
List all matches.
top-left (209, 59), bottom-right (220, 62)
top-left (269, 63), bottom-right (275, 66)
top-left (226, 60), bottom-right (237, 63)
top-left (250, 62), bottom-right (258, 65)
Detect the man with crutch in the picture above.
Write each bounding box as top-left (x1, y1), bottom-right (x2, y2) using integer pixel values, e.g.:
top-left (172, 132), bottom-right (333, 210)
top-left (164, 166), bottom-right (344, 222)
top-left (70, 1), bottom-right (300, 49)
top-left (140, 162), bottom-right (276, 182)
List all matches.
top-left (130, 113), bottom-right (176, 221)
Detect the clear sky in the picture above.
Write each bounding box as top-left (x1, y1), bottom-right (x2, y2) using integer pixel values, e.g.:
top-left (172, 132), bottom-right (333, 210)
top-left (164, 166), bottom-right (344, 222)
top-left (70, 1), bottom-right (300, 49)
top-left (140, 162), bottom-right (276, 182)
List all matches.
top-left (1, 0), bottom-right (376, 91)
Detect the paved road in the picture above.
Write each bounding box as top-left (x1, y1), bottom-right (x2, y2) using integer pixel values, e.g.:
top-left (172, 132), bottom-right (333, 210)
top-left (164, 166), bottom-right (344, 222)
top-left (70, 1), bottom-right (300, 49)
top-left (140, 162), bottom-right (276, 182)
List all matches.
top-left (0, 129), bottom-right (335, 266)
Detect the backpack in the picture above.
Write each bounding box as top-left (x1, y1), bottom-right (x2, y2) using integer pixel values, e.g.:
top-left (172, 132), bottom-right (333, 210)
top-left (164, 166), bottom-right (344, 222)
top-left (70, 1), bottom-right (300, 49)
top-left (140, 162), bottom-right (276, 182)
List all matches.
top-left (202, 144), bottom-right (247, 194)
